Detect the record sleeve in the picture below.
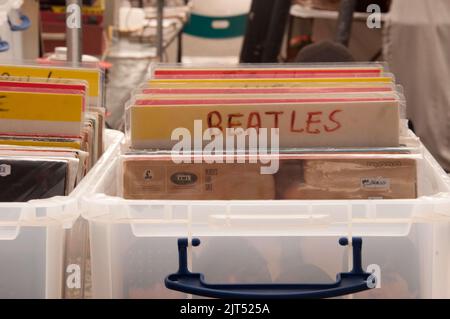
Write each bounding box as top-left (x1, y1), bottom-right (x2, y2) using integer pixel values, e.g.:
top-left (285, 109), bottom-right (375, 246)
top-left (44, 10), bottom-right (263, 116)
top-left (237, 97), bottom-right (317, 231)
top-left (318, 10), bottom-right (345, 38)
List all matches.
top-left (0, 157), bottom-right (68, 202)
top-left (121, 153), bottom-right (417, 200)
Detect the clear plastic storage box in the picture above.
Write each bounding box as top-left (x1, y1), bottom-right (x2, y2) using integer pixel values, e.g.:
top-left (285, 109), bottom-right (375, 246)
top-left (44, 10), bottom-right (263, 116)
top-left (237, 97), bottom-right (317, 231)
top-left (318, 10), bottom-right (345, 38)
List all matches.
top-left (82, 135), bottom-right (450, 299)
top-left (0, 129), bottom-right (124, 299)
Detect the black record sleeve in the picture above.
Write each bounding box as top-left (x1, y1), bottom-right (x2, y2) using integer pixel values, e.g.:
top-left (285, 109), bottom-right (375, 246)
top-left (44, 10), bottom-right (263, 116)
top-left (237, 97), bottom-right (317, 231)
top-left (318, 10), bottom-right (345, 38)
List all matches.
top-left (0, 158), bottom-right (68, 202)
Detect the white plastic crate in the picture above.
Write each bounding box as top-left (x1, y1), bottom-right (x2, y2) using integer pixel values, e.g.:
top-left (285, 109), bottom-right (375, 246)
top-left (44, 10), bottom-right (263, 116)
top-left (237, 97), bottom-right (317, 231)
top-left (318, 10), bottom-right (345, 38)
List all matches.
top-left (81, 141), bottom-right (450, 299)
top-left (0, 129), bottom-right (124, 299)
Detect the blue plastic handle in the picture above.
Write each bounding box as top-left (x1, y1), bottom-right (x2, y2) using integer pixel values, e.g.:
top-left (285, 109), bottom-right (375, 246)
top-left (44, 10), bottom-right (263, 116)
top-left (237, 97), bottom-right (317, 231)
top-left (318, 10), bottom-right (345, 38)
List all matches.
top-left (0, 40), bottom-right (10, 52)
top-left (8, 13), bottom-right (31, 32)
top-left (165, 237), bottom-right (375, 299)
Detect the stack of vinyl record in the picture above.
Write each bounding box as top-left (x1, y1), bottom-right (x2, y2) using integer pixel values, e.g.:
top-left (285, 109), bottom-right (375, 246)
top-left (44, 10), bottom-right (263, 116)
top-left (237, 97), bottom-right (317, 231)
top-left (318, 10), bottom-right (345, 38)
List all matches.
top-left (120, 62), bottom-right (420, 200)
top-left (0, 62), bottom-right (106, 202)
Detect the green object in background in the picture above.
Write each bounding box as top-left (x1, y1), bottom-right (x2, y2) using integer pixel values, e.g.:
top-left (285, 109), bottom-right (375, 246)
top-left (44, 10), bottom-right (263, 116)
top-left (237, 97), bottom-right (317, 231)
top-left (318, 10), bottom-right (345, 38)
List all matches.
top-left (183, 13), bottom-right (248, 39)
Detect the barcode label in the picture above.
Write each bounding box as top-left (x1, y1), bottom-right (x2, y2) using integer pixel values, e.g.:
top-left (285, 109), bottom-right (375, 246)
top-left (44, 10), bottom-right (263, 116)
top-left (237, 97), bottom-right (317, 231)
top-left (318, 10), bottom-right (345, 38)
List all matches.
top-left (361, 177), bottom-right (390, 190)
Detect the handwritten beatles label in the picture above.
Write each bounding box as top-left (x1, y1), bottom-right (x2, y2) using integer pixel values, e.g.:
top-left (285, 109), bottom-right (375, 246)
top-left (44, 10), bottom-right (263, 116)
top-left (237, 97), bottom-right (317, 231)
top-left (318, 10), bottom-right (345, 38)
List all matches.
top-left (130, 101), bottom-right (399, 149)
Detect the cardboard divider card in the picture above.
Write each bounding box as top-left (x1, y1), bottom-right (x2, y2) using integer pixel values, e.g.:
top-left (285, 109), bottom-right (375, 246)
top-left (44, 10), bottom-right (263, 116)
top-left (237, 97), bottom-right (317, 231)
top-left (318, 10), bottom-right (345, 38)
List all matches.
top-left (147, 78), bottom-right (394, 89)
top-left (0, 81), bottom-right (87, 93)
top-left (0, 135), bottom-right (82, 149)
top-left (0, 64), bottom-right (103, 108)
top-left (136, 86), bottom-right (396, 96)
top-left (150, 64), bottom-right (387, 79)
top-left (130, 100), bottom-right (400, 149)
top-left (0, 77), bottom-right (90, 118)
top-left (153, 70), bottom-right (385, 79)
top-left (132, 94), bottom-right (399, 106)
top-left (0, 90), bottom-right (84, 136)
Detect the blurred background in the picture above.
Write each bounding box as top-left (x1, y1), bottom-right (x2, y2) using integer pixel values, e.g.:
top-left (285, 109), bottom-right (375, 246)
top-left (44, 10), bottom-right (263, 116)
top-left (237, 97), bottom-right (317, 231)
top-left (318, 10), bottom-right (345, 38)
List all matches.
top-left (0, 0), bottom-right (448, 171)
